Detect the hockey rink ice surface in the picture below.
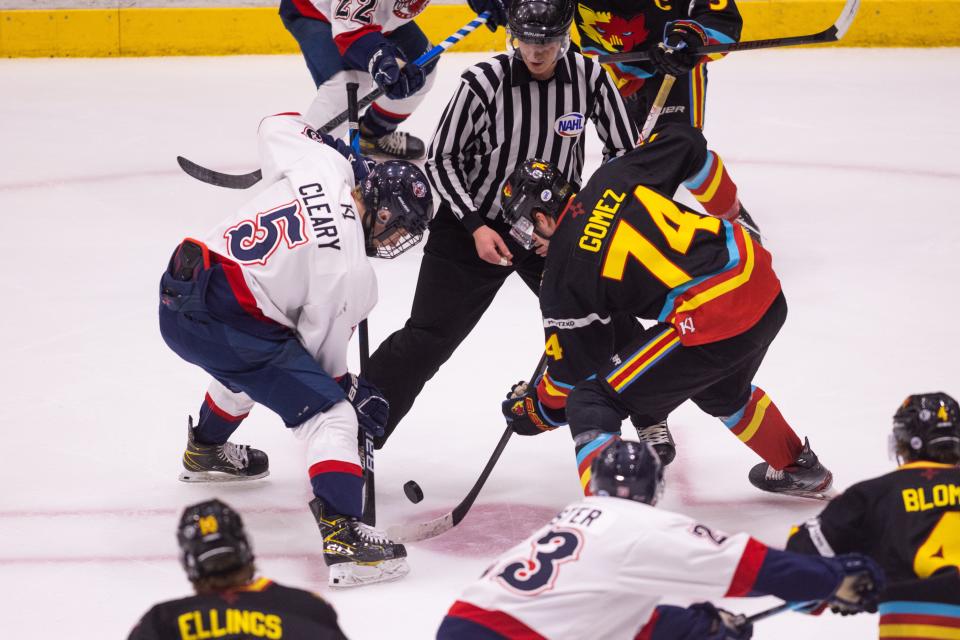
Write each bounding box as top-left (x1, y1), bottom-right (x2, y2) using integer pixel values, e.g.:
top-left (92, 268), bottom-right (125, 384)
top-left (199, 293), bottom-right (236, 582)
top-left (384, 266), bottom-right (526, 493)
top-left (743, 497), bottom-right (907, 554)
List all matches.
top-left (2, 48), bottom-right (959, 638)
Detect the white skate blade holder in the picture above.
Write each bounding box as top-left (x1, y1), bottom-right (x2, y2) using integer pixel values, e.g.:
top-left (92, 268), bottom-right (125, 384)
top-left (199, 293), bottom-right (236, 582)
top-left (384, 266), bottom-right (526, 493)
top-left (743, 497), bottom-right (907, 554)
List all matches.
top-left (328, 558), bottom-right (409, 588)
top-left (178, 470), bottom-right (270, 483)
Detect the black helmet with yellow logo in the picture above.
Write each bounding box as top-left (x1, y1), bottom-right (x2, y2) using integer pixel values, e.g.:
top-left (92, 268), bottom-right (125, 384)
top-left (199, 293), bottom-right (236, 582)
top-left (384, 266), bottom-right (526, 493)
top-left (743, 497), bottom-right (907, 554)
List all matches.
top-left (500, 159), bottom-right (573, 249)
top-left (892, 392), bottom-right (960, 464)
top-left (177, 499), bottom-right (254, 581)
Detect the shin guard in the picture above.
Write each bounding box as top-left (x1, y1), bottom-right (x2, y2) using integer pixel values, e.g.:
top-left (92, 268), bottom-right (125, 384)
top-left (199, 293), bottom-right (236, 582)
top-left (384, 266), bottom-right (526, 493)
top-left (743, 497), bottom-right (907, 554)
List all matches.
top-left (722, 386), bottom-right (802, 470)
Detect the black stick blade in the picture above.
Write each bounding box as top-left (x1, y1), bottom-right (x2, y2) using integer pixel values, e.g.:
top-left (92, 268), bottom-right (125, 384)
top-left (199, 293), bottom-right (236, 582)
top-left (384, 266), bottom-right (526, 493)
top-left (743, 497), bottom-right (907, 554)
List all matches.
top-left (176, 156), bottom-right (262, 189)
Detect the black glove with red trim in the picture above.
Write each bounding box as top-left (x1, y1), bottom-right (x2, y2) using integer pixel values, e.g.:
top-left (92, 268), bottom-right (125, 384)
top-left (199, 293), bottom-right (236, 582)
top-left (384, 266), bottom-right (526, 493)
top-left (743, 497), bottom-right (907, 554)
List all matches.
top-left (649, 21), bottom-right (709, 76)
top-left (501, 380), bottom-right (566, 436)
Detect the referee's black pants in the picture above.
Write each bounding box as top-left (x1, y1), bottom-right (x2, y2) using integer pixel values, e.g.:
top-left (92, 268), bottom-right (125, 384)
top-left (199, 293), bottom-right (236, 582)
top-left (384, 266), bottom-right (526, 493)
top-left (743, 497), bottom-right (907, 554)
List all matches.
top-left (365, 205), bottom-right (544, 448)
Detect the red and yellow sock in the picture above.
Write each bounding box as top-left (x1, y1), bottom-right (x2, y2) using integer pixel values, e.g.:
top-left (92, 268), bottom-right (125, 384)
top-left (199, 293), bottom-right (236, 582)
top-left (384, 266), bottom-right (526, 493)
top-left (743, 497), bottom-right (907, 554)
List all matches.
top-left (721, 386), bottom-right (802, 469)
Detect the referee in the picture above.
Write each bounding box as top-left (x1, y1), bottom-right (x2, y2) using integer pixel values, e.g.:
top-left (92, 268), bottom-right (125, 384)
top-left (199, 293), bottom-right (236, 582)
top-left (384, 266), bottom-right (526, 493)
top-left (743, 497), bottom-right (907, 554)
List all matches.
top-left (365, 0), bottom-right (637, 447)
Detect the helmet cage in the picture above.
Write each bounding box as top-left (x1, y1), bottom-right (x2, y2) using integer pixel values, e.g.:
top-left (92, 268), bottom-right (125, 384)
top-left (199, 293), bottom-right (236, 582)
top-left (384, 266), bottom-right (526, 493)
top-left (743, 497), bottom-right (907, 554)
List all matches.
top-left (368, 206), bottom-right (425, 259)
top-left (360, 161), bottom-right (433, 259)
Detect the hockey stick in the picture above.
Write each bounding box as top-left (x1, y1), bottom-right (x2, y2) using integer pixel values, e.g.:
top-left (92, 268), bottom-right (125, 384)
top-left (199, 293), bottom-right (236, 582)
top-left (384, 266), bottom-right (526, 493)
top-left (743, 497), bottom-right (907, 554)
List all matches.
top-left (175, 12), bottom-right (491, 190)
top-left (597, 0), bottom-right (860, 66)
top-left (638, 74), bottom-right (675, 144)
top-left (745, 600), bottom-right (819, 623)
top-left (345, 80), bottom-right (378, 527)
top-left (385, 353), bottom-right (549, 543)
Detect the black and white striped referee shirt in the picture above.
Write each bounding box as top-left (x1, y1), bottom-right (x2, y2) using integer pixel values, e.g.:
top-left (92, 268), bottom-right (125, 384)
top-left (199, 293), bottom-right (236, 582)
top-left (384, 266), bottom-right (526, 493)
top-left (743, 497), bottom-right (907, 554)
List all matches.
top-left (426, 50), bottom-right (637, 233)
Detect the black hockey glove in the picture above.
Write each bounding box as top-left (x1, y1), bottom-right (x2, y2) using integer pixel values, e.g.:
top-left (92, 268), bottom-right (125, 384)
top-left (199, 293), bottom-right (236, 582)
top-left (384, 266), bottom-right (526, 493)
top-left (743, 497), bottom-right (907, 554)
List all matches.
top-left (468, 0), bottom-right (510, 31)
top-left (828, 553), bottom-right (886, 615)
top-left (649, 21), bottom-right (709, 76)
top-left (368, 43), bottom-right (425, 100)
top-left (688, 602), bottom-right (753, 640)
top-left (338, 374), bottom-right (389, 438)
top-left (501, 379), bottom-right (566, 436)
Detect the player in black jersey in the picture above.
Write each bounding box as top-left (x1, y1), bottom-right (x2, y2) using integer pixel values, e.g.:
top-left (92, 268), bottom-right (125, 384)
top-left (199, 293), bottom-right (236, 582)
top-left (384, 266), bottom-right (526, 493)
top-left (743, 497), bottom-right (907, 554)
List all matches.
top-left (787, 392), bottom-right (960, 637)
top-left (128, 499), bottom-right (348, 640)
top-left (497, 143), bottom-right (833, 500)
top-left (574, 0), bottom-right (760, 235)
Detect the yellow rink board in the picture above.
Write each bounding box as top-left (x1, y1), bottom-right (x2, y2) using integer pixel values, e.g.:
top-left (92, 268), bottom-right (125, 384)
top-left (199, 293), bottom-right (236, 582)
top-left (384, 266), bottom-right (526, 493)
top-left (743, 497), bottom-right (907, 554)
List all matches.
top-left (2, 1), bottom-right (959, 58)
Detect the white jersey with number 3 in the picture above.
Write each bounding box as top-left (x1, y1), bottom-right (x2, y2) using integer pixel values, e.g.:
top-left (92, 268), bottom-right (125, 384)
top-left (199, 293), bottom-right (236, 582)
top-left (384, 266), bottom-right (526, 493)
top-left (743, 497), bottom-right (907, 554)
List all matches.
top-left (450, 496), bottom-right (765, 640)
top-left (198, 114), bottom-right (376, 378)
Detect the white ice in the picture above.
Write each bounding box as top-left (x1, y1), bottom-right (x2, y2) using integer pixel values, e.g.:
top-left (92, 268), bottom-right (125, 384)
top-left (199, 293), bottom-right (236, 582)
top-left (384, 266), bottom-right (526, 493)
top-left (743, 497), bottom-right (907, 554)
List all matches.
top-left (1, 48), bottom-right (958, 639)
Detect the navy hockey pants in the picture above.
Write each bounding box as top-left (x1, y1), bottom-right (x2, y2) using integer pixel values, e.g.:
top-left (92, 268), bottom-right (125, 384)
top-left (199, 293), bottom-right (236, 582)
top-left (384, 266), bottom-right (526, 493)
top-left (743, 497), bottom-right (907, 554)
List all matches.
top-left (158, 261), bottom-right (343, 430)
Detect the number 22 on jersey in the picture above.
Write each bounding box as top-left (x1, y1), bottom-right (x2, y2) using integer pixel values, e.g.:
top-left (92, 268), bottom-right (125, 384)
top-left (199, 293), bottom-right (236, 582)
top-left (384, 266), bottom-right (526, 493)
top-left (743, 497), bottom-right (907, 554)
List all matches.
top-left (601, 186), bottom-right (721, 285)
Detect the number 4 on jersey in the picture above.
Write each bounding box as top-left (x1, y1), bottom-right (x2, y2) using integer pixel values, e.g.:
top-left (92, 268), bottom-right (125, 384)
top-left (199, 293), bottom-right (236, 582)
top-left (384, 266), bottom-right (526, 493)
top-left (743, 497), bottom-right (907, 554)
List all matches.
top-left (545, 333), bottom-right (564, 361)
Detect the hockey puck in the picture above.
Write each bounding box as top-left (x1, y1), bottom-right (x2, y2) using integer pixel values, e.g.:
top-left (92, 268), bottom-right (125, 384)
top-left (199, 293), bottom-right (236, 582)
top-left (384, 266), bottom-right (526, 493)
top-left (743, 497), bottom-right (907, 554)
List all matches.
top-left (403, 480), bottom-right (424, 504)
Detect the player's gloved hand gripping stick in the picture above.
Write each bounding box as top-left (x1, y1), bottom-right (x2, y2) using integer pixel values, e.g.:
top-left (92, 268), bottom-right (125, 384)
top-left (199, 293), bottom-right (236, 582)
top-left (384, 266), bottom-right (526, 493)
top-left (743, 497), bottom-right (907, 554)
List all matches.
top-left (598, 0), bottom-right (859, 66)
top-left (176, 12), bottom-right (492, 190)
top-left (384, 354), bottom-right (549, 543)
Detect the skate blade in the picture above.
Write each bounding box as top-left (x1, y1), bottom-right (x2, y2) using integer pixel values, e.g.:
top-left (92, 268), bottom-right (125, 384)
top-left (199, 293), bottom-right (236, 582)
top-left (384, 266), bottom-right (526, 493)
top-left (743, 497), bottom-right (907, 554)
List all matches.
top-left (773, 486), bottom-right (838, 501)
top-left (328, 558), bottom-right (409, 588)
top-left (768, 479), bottom-right (839, 501)
top-left (178, 469), bottom-right (269, 483)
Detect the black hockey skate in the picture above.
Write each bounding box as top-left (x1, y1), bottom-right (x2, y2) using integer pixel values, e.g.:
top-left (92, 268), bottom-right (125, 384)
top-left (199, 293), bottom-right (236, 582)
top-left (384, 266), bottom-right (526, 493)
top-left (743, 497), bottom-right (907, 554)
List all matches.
top-left (748, 437), bottom-right (834, 500)
top-left (309, 498), bottom-right (409, 588)
top-left (631, 417), bottom-right (676, 466)
top-left (179, 417), bottom-right (269, 483)
top-left (360, 129), bottom-right (425, 160)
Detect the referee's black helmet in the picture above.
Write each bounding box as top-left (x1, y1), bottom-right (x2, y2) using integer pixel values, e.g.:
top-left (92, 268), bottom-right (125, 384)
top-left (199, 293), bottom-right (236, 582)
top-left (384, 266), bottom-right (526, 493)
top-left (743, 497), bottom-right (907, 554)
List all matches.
top-left (508, 0), bottom-right (574, 44)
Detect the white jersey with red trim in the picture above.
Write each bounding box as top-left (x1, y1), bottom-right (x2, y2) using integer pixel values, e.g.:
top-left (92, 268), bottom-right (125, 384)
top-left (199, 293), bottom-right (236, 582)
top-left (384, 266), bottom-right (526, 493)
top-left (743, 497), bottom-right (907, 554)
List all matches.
top-left (291, 0), bottom-right (430, 52)
top-left (450, 496), bottom-right (765, 640)
top-left (200, 114), bottom-right (376, 378)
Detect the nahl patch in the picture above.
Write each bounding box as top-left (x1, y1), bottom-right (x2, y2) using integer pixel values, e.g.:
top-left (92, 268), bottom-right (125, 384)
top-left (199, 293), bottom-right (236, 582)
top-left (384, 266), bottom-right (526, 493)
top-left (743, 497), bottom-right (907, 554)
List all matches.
top-left (554, 112), bottom-right (585, 137)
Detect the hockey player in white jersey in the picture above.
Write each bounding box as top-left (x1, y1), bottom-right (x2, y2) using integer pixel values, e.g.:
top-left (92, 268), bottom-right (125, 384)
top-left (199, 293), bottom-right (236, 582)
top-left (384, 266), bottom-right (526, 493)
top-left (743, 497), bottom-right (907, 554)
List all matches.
top-left (157, 112), bottom-right (433, 587)
top-left (438, 439), bottom-right (885, 639)
top-left (279, 0), bottom-right (509, 159)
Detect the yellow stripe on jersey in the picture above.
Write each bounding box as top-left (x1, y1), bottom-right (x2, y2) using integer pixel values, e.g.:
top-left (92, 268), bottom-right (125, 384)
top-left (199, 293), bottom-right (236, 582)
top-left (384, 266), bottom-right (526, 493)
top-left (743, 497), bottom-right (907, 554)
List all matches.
top-left (675, 229), bottom-right (756, 314)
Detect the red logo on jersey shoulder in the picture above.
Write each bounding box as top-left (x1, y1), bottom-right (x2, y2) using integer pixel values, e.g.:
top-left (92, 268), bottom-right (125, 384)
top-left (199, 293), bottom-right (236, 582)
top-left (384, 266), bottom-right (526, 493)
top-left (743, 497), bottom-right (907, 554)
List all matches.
top-left (394, 0), bottom-right (428, 20)
top-left (578, 6), bottom-right (649, 52)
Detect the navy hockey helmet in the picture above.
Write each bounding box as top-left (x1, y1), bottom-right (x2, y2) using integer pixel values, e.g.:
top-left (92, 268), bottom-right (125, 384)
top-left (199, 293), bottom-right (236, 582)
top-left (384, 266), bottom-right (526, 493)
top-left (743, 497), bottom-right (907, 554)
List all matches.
top-left (360, 160), bottom-right (434, 259)
top-left (892, 392), bottom-right (960, 464)
top-left (508, 0), bottom-right (575, 45)
top-left (590, 439), bottom-right (665, 505)
top-left (500, 159), bottom-right (573, 249)
top-left (177, 499), bottom-right (254, 581)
